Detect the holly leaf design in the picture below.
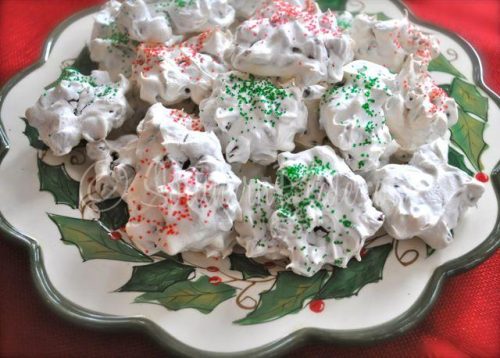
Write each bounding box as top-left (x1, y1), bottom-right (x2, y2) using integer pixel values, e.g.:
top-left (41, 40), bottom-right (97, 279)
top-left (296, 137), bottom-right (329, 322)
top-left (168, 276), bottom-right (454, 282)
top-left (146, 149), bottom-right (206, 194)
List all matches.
top-left (428, 53), bottom-right (464, 78)
top-left (371, 12), bottom-right (391, 21)
top-left (229, 253), bottom-right (270, 279)
top-left (38, 158), bottom-right (80, 209)
top-left (49, 214), bottom-right (152, 262)
top-left (135, 276), bottom-right (236, 314)
top-left (439, 84), bottom-right (451, 95)
top-left (71, 46), bottom-right (98, 75)
top-left (119, 258), bottom-right (194, 292)
top-left (235, 270), bottom-right (328, 325)
top-left (450, 78), bottom-right (488, 121)
top-left (21, 117), bottom-right (48, 150)
top-left (450, 107), bottom-right (487, 171)
top-left (317, 0), bottom-right (347, 11)
top-left (97, 198), bottom-right (130, 231)
top-left (448, 146), bottom-right (474, 176)
top-left (316, 244), bottom-right (392, 300)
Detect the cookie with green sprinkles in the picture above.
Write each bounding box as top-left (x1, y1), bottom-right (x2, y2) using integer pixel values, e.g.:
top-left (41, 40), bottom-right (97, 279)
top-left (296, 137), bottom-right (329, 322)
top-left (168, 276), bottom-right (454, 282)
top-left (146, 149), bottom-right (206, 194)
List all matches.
top-left (199, 71), bottom-right (308, 165)
top-left (320, 60), bottom-right (395, 172)
top-left (235, 146), bottom-right (384, 276)
top-left (25, 69), bottom-right (131, 156)
top-left (90, 0), bottom-right (181, 79)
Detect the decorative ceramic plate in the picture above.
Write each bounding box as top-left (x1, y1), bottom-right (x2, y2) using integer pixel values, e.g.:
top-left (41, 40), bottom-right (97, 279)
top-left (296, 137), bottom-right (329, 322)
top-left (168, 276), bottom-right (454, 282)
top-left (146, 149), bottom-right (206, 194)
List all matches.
top-left (0, 0), bottom-right (498, 356)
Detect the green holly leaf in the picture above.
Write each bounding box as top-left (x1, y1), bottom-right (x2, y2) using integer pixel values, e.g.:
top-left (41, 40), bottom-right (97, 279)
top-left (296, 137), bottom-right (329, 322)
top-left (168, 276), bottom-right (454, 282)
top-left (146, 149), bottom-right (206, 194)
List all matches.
top-left (428, 53), bottom-right (464, 78)
top-left (21, 117), bottom-right (48, 150)
top-left (439, 84), bottom-right (451, 95)
top-left (316, 244), bottom-right (392, 300)
top-left (71, 46), bottom-right (98, 75)
top-left (450, 107), bottom-right (487, 171)
top-left (317, 0), bottom-right (348, 11)
top-left (426, 245), bottom-right (436, 258)
top-left (235, 270), bottom-right (328, 325)
top-left (370, 12), bottom-right (391, 21)
top-left (229, 253), bottom-right (270, 279)
top-left (119, 258), bottom-right (194, 292)
top-left (38, 158), bottom-right (80, 209)
top-left (450, 78), bottom-right (488, 121)
top-left (135, 276), bottom-right (236, 314)
top-left (448, 146), bottom-right (474, 176)
top-left (49, 214), bottom-right (152, 262)
top-left (97, 198), bottom-right (130, 231)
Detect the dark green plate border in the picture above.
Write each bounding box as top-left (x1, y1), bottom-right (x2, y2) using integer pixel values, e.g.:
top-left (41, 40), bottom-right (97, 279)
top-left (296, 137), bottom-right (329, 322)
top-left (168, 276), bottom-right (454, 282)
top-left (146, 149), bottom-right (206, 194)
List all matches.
top-left (0, 2), bottom-right (498, 357)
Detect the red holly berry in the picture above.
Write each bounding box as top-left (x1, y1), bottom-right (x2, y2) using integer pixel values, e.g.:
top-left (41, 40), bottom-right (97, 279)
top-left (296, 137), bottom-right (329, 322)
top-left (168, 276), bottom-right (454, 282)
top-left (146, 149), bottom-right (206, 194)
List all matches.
top-left (264, 261), bottom-right (276, 268)
top-left (208, 276), bottom-right (222, 286)
top-left (309, 299), bottom-right (325, 313)
top-left (206, 266), bottom-right (219, 272)
top-left (475, 172), bottom-right (489, 183)
top-left (360, 247), bottom-right (368, 257)
top-left (109, 231), bottom-right (122, 240)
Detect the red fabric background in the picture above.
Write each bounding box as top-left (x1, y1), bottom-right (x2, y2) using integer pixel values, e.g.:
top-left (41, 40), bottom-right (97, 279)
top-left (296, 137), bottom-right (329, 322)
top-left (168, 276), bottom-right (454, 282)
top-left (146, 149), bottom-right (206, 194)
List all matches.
top-left (0, 1), bottom-right (498, 357)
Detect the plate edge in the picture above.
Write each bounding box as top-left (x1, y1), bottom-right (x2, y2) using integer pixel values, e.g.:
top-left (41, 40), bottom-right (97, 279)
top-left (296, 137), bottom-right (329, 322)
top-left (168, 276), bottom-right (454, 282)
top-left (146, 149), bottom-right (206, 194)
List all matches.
top-left (0, 1), bottom-right (498, 357)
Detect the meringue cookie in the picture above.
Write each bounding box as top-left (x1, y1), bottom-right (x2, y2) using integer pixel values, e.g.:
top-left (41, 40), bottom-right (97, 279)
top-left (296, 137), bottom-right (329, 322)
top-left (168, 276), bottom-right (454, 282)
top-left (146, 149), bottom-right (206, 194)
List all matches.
top-left (26, 69), bottom-right (131, 156)
top-left (295, 84), bottom-right (327, 150)
top-left (86, 135), bottom-right (138, 198)
top-left (133, 29), bottom-right (231, 105)
top-left (125, 103), bottom-right (241, 257)
top-left (371, 139), bottom-right (484, 249)
top-left (235, 146), bottom-right (384, 276)
top-left (199, 71), bottom-right (307, 165)
top-left (229, 0), bottom-right (308, 19)
top-left (320, 60), bottom-right (394, 172)
top-left (351, 13), bottom-right (439, 72)
top-left (226, 0), bottom-right (353, 85)
top-left (90, 0), bottom-right (180, 79)
top-left (166, 0), bottom-right (236, 34)
top-left (385, 56), bottom-right (458, 151)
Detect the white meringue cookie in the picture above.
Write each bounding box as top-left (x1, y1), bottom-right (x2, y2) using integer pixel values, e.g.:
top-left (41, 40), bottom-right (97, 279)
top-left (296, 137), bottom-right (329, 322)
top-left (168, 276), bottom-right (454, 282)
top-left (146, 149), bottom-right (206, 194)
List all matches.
top-left (295, 84), bottom-right (328, 150)
top-left (351, 13), bottom-right (439, 72)
top-left (26, 69), bottom-right (131, 156)
top-left (319, 60), bottom-right (394, 172)
top-left (133, 29), bottom-right (231, 105)
top-left (371, 139), bottom-right (484, 249)
top-left (229, 0), bottom-right (308, 19)
top-left (90, 0), bottom-right (180, 79)
top-left (86, 135), bottom-right (138, 198)
top-left (125, 103), bottom-right (241, 257)
top-left (229, 0), bottom-right (267, 19)
top-left (199, 71), bottom-right (308, 165)
top-left (385, 56), bottom-right (458, 151)
top-left (166, 0), bottom-right (236, 34)
top-left (226, 0), bottom-right (353, 85)
top-left (235, 146), bottom-right (384, 276)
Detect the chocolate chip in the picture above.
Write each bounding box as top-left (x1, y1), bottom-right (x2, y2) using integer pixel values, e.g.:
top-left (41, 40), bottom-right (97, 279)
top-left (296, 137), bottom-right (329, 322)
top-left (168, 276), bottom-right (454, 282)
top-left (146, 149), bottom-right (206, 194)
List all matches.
top-left (182, 159), bottom-right (191, 170)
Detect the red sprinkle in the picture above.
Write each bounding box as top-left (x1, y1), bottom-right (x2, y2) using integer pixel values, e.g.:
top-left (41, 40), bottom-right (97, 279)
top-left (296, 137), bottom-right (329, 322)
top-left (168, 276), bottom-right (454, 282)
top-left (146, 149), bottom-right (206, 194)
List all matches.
top-left (109, 231), bottom-right (122, 240)
top-left (475, 172), bottom-right (489, 183)
top-left (209, 276), bottom-right (222, 286)
top-left (309, 299), bottom-right (325, 313)
top-left (206, 266), bottom-right (219, 272)
top-left (360, 247), bottom-right (368, 257)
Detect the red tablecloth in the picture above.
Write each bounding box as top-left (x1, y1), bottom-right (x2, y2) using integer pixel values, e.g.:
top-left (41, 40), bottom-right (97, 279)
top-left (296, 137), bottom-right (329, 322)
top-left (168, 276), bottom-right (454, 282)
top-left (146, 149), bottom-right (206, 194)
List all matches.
top-left (0, 1), bottom-right (498, 357)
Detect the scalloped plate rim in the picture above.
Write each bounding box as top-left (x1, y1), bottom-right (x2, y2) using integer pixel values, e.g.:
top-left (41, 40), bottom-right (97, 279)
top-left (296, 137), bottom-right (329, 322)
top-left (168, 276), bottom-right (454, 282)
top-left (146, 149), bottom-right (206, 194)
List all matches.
top-left (0, 1), bottom-right (499, 357)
